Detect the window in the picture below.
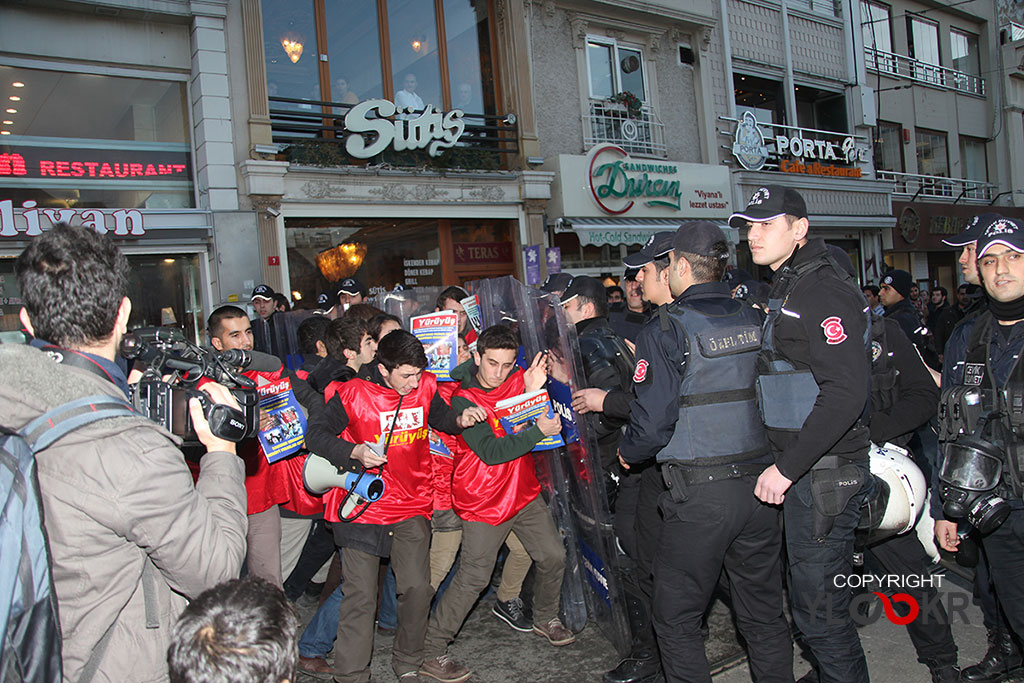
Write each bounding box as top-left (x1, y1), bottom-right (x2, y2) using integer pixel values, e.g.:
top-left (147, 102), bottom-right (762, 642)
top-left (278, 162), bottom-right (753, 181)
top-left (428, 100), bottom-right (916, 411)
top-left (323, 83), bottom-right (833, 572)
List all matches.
top-left (960, 136), bottom-right (987, 181)
top-left (586, 38), bottom-right (646, 102)
top-left (794, 85), bottom-right (847, 132)
top-left (0, 65), bottom-right (193, 209)
top-left (950, 29), bottom-right (980, 76)
top-left (734, 74), bottom-right (786, 125)
top-left (861, 1), bottom-right (896, 72)
top-left (262, 0), bottom-right (497, 114)
top-left (907, 16), bottom-right (940, 65)
top-left (916, 128), bottom-right (948, 178)
top-left (873, 121), bottom-right (904, 172)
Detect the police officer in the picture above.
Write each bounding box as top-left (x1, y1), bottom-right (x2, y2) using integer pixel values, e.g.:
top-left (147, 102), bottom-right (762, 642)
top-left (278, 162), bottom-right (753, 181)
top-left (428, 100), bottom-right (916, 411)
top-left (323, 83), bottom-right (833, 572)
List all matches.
top-left (732, 185), bottom-right (871, 683)
top-left (938, 215), bottom-right (1024, 683)
top-left (619, 221), bottom-right (793, 683)
top-left (879, 269), bottom-right (938, 368)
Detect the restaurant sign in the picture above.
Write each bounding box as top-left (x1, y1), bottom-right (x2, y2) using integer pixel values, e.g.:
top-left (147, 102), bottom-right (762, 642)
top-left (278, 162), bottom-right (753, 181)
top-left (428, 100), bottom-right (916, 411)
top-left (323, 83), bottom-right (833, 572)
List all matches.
top-left (729, 112), bottom-right (869, 177)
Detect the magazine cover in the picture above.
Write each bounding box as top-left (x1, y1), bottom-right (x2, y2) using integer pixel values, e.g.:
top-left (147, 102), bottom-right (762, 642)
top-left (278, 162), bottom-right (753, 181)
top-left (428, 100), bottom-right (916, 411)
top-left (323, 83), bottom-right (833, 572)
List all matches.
top-left (545, 378), bottom-right (580, 445)
top-left (256, 376), bottom-right (306, 463)
top-left (412, 310), bottom-right (460, 381)
top-left (494, 389), bottom-right (565, 451)
top-left (460, 293), bottom-right (483, 353)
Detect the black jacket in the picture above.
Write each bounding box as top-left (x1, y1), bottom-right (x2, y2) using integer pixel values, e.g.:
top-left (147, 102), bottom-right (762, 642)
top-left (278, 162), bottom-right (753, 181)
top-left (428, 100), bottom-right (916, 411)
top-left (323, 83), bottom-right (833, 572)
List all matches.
top-left (575, 316), bottom-right (635, 470)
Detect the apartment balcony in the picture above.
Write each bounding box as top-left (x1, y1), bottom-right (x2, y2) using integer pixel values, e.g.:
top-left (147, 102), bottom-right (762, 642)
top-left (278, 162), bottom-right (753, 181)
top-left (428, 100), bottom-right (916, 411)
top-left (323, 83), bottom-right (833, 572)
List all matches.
top-left (877, 170), bottom-right (997, 202)
top-left (583, 101), bottom-right (667, 159)
top-left (865, 47), bottom-right (985, 97)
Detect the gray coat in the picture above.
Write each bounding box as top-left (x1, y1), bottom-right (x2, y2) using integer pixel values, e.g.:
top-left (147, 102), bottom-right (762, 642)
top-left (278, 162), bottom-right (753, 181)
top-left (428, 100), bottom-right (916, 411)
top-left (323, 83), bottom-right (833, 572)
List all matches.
top-left (0, 344), bottom-right (247, 682)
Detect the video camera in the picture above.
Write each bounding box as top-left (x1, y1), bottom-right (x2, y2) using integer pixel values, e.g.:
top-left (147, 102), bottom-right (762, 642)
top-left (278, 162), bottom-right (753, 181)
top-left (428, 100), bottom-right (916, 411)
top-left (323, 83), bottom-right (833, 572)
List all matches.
top-left (120, 327), bottom-right (262, 444)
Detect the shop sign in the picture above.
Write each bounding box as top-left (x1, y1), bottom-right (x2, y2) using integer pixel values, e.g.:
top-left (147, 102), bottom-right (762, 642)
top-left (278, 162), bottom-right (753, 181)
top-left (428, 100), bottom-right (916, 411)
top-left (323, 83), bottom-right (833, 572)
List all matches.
top-left (0, 149), bottom-right (190, 181)
top-left (345, 99), bottom-right (466, 159)
top-left (588, 144), bottom-right (684, 214)
top-left (0, 199), bottom-right (146, 237)
top-left (728, 114), bottom-right (868, 175)
top-left (453, 241), bottom-right (512, 265)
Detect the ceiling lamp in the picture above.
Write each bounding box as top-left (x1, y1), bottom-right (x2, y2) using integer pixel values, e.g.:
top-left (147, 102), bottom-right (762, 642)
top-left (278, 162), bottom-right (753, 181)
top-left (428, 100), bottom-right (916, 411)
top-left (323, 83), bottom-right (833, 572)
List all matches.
top-left (317, 242), bottom-right (367, 282)
top-left (281, 38), bottom-right (304, 64)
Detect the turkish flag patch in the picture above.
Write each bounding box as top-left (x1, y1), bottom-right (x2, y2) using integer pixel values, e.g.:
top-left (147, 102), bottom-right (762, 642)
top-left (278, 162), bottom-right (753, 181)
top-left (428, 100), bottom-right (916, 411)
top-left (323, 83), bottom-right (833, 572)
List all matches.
top-left (821, 316), bottom-right (847, 345)
top-left (633, 359), bottom-right (649, 383)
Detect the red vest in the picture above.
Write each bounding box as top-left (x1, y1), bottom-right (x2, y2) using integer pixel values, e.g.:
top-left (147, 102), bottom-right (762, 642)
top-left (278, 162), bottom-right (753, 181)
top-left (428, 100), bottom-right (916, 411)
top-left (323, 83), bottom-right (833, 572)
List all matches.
top-left (322, 373), bottom-right (438, 525)
top-left (431, 382), bottom-right (460, 511)
top-left (451, 370), bottom-right (541, 525)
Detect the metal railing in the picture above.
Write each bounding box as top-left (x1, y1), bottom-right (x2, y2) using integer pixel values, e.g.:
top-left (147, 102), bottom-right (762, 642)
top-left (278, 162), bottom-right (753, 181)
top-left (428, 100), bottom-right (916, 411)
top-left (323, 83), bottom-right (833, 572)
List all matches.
top-left (267, 96), bottom-right (520, 169)
top-left (584, 101), bottom-right (667, 158)
top-left (877, 170), bottom-right (997, 202)
top-left (865, 47), bottom-right (985, 96)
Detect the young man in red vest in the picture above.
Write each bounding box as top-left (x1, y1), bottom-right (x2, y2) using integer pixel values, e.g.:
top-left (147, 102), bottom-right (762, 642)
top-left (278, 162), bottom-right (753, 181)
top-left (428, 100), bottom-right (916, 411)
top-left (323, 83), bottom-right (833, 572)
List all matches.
top-left (420, 325), bottom-right (570, 683)
top-left (305, 330), bottom-right (484, 683)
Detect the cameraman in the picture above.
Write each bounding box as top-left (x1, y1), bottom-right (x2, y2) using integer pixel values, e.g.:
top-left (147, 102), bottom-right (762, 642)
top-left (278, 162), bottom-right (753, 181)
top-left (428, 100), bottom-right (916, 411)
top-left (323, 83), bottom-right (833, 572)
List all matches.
top-left (2, 223), bottom-right (247, 681)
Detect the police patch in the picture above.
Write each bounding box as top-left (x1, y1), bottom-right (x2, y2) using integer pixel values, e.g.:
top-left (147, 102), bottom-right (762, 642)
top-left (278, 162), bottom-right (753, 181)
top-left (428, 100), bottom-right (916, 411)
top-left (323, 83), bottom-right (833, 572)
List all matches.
top-left (871, 341), bottom-right (882, 363)
top-left (964, 363), bottom-right (985, 386)
top-left (821, 316), bottom-right (847, 345)
top-left (633, 359), bottom-right (649, 383)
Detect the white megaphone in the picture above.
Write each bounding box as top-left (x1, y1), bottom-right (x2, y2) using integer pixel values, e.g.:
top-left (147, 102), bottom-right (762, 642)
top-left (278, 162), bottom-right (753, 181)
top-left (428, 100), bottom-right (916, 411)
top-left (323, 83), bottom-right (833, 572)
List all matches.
top-left (303, 453), bottom-right (386, 519)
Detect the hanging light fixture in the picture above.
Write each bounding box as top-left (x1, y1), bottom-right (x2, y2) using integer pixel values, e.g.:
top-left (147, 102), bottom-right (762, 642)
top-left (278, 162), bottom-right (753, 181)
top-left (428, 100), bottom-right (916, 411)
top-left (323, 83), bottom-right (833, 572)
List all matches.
top-left (281, 37), bottom-right (304, 64)
top-left (317, 242), bottom-right (367, 281)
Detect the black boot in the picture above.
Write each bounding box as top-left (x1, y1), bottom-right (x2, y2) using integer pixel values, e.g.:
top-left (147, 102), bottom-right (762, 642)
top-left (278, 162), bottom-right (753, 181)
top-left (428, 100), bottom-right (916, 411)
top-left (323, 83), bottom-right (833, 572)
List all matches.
top-left (603, 645), bottom-right (662, 683)
top-left (960, 628), bottom-right (1023, 682)
top-left (925, 660), bottom-right (959, 683)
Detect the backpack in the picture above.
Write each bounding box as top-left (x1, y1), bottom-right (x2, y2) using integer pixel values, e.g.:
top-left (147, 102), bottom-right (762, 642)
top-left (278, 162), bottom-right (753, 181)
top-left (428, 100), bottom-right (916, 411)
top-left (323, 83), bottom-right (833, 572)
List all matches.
top-left (1, 395), bottom-right (137, 683)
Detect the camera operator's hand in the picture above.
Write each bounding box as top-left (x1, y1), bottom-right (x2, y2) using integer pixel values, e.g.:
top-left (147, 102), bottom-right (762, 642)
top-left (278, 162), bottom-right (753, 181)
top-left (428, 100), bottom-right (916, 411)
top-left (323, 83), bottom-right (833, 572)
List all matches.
top-left (536, 412), bottom-right (561, 437)
top-left (352, 443), bottom-right (387, 469)
top-left (190, 382), bottom-right (239, 455)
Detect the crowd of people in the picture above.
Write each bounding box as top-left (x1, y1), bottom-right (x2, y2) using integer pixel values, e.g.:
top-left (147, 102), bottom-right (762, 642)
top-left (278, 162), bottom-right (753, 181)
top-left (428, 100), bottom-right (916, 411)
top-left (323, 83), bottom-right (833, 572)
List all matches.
top-left (4, 184), bottom-right (1024, 683)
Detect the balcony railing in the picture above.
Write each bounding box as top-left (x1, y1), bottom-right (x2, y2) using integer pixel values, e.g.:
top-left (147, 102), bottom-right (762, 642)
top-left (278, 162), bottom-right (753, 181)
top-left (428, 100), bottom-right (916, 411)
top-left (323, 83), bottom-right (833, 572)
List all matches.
top-left (877, 170), bottom-right (997, 202)
top-left (584, 101), bottom-right (667, 158)
top-left (865, 47), bottom-right (985, 97)
top-left (267, 96), bottom-right (519, 169)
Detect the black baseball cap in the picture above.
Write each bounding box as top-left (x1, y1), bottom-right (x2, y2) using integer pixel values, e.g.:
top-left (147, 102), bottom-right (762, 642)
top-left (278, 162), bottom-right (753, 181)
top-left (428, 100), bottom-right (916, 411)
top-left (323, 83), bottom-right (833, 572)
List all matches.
top-left (943, 213), bottom-right (1008, 248)
top-left (623, 231), bottom-right (675, 268)
top-left (250, 284), bottom-right (275, 301)
top-left (540, 272), bottom-right (573, 294)
top-left (560, 275), bottom-right (606, 306)
top-left (673, 220), bottom-right (727, 257)
top-left (976, 216), bottom-right (1024, 257)
top-left (722, 267), bottom-right (753, 285)
top-left (729, 185), bottom-right (808, 228)
top-left (623, 267), bottom-right (641, 281)
top-left (337, 277), bottom-right (367, 297)
top-left (316, 290), bottom-right (337, 309)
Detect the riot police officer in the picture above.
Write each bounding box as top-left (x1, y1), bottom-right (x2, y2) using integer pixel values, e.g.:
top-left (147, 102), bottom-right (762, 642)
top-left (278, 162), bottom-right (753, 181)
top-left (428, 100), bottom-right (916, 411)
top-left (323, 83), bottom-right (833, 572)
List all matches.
top-left (619, 221), bottom-right (793, 683)
top-left (732, 185), bottom-right (871, 683)
top-left (938, 215), bottom-right (1024, 683)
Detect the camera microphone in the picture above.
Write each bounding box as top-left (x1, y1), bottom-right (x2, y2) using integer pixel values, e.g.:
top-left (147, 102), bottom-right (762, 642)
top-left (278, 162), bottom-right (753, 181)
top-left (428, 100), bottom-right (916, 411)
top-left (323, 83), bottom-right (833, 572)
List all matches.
top-left (218, 349), bottom-right (283, 373)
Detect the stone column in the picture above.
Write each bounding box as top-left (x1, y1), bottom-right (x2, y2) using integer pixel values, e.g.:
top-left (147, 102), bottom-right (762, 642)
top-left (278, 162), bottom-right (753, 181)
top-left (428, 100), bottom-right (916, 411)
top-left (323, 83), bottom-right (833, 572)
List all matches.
top-left (495, 0), bottom-right (539, 164)
top-left (240, 0), bottom-right (274, 147)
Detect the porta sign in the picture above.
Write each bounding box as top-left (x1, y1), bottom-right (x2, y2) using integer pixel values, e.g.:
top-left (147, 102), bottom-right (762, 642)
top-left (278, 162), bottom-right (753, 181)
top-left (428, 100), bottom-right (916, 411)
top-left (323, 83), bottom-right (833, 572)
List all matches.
top-left (728, 114), bottom-right (869, 177)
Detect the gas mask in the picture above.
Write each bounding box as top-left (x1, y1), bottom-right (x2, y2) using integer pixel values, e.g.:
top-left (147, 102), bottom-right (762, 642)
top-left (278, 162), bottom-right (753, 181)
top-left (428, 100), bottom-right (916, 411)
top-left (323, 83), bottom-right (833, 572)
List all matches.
top-left (939, 435), bottom-right (1010, 533)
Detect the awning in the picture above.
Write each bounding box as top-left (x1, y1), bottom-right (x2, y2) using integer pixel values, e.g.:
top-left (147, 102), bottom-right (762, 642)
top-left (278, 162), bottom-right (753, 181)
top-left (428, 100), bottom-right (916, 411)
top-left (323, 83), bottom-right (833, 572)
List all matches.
top-left (556, 217), bottom-right (738, 247)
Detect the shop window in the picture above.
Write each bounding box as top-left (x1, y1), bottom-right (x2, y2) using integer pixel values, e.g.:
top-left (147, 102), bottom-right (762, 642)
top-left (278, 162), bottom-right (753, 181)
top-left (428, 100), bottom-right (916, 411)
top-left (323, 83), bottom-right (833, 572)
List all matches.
top-left (0, 65), bottom-right (193, 209)
top-left (916, 128), bottom-right (949, 183)
top-left (950, 28), bottom-right (981, 77)
top-left (873, 121), bottom-right (904, 172)
top-left (862, 1), bottom-right (896, 72)
top-left (959, 136), bottom-right (987, 181)
top-left (734, 74), bottom-right (786, 125)
top-left (794, 85), bottom-right (847, 133)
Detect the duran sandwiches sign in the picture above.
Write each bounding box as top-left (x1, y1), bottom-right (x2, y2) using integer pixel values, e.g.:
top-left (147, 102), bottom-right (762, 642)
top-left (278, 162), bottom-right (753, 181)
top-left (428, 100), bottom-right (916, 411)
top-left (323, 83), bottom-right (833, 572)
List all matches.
top-left (730, 112), bottom-right (868, 178)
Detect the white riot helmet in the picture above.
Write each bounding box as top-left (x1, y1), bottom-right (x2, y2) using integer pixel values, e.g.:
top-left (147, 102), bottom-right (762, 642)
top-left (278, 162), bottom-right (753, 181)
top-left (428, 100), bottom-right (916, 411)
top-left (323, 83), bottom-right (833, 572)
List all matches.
top-left (859, 442), bottom-right (928, 542)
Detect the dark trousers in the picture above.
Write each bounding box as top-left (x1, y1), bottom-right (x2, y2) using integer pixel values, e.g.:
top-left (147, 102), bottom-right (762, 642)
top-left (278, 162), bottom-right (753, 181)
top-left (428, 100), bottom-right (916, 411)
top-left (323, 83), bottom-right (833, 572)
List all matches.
top-left (981, 507), bottom-right (1024, 642)
top-left (784, 464), bottom-right (869, 683)
top-left (424, 496), bottom-right (565, 656)
top-left (652, 475), bottom-right (793, 683)
top-left (334, 517), bottom-right (432, 682)
top-left (614, 463), bottom-right (665, 647)
top-left (867, 530), bottom-right (957, 665)
top-left (283, 519), bottom-right (335, 601)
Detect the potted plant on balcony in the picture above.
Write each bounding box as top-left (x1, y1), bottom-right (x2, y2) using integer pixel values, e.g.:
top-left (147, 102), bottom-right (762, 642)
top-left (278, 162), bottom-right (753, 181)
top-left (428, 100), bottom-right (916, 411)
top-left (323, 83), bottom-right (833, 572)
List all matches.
top-left (606, 91), bottom-right (642, 119)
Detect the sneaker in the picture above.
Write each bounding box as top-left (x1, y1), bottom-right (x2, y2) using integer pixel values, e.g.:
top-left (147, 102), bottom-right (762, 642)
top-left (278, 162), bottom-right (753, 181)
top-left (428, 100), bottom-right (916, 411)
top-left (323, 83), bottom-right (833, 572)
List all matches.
top-left (533, 617), bottom-right (576, 646)
top-left (297, 654), bottom-right (334, 680)
top-left (419, 654), bottom-right (472, 683)
top-left (492, 596), bottom-right (532, 632)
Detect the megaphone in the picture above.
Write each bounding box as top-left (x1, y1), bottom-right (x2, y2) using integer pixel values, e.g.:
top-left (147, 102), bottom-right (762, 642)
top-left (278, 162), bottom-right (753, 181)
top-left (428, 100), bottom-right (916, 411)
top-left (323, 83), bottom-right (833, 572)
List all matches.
top-left (303, 453), bottom-right (386, 519)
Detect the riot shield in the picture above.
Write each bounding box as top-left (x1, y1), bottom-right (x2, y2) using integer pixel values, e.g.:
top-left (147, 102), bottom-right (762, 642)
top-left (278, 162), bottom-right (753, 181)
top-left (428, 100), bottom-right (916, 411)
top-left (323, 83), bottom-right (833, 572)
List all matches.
top-left (467, 276), bottom-right (631, 656)
top-left (369, 286), bottom-right (444, 330)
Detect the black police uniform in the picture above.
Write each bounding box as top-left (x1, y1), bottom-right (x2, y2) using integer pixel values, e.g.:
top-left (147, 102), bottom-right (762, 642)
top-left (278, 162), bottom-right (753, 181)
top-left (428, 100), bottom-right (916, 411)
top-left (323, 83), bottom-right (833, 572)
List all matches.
top-left (620, 281), bottom-right (792, 683)
top-left (940, 312), bottom-right (1024, 675)
top-left (885, 297), bottom-right (937, 368)
top-left (863, 316), bottom-right (959, 679)
top-left (756, 237), bottom-right (871, 683)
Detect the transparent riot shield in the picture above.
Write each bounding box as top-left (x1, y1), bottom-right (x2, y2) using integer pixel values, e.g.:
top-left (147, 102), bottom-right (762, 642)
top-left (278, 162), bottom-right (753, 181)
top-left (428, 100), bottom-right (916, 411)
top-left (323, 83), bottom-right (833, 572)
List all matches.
top-left (467, 276), bottom-right (631, 656)
top-left (369, 286), bottom-right (445, 330)
top-left (251, 309), bottom-right (315, 371)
